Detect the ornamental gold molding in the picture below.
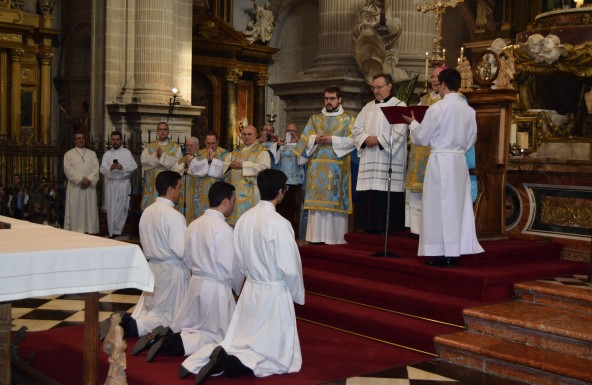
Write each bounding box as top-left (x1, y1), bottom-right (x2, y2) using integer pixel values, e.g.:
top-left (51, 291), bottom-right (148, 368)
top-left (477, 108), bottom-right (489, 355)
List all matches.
top-left (541, 196), bottom-right (592, 229)
top-left (0, 33), bottom-right (21, 43)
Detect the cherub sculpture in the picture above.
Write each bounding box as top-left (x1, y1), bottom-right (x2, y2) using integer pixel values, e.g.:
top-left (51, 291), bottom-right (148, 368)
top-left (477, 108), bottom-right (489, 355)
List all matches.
top-left (103, 312), bottom-right (127, 385)
top-left (497, 55), bottom-right (515, 89)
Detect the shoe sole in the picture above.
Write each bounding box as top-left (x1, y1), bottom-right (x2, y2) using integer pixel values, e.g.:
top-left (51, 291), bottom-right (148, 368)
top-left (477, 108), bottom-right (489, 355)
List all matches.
top-left (131, 325), bottom-right (166, 356)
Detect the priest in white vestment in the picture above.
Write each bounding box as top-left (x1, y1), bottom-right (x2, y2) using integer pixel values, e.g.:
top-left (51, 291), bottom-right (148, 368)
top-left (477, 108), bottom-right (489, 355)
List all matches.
top-left (404, 69), bottom-right (484, 267)
top-left (294, 86), bottom-right (356, 244)
top-left (63, 131), bottom-right (100, 234)
top-left (352, 73), bottom-right (408, 234)
top-left (145, 181), bottom-right (244, 362)
top-left (100, 131), bottom-right (138, 237)
top-left (180, 169), bottom-right (304, 383)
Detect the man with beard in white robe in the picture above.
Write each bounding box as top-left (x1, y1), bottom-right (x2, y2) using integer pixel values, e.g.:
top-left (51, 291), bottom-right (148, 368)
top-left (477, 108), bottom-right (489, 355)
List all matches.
top-left (100, 131), bottom-right (138, 238)
top-left (403, 68), bottom-right (484, 267)
top-left (100, 171), bottom-right (189, 349)
top-left (63, 131), bottom-right (100, 234)
top-left (352, 73), bottom-right (408, 234)
top-left (144, 181), bottom-right (244, 362)
top-left (180, 169), bottom-right (304, 384)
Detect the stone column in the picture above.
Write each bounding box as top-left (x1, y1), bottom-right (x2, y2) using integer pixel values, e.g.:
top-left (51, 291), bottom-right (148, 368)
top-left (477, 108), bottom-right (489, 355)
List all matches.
top-left (394, 0), bottom-right (436, 82)
top-left (305, 0), bottom-right (364, 76)
top-left (254, 72), bottom-right (269, 130)
top-left (221, 68), bottom-right (241, 149)
top-left (271, 0), bottom-right (369, 124)
top-left (9, 49), bottom-right (24, 140)
top-left (39, 51), bottom-right (53, 143)
top-left (0, 52), bottom-right (7, 138)
top-left (132, 0), bottom-right (174, 104)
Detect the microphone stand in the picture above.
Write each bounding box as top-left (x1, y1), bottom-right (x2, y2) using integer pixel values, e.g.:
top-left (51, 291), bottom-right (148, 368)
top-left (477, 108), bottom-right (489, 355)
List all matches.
top-left (371, 121), bottom-right (401, 258)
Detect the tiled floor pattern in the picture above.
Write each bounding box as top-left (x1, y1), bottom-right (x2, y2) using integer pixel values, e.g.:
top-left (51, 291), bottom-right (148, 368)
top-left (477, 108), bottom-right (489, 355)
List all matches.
top-left (10, 274), bottom-right (591, 384)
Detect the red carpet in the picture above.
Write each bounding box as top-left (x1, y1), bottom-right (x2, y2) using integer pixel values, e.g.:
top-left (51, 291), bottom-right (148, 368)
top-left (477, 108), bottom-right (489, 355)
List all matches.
top-left (16, 320), bottom-right (429, 385)
top-left (296, 232), bottom-right (588, 355)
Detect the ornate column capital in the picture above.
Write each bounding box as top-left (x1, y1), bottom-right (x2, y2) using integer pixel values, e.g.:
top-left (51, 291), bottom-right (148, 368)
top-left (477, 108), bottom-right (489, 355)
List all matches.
top-left (224, 68), bottom-right (242, 83)
top-left (39, 0), bottom-right (55, 16)
top-left (9, 49), bottom-right (25, 62)
top-left (255, 72), bottom-right (270, 86)
top-left (38, 51), bottom-right (53, 65)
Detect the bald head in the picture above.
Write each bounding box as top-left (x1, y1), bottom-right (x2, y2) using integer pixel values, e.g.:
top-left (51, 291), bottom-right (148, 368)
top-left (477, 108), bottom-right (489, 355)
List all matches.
top-left (241, 125), bottom-right (257, 146)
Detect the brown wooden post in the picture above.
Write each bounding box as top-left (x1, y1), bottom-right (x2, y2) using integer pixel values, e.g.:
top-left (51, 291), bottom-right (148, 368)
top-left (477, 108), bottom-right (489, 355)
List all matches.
top-left (465, 89), bottom-right (517, 240)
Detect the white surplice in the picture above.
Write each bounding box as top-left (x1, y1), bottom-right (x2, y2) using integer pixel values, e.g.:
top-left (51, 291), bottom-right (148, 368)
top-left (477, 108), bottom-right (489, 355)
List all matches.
top-left (63, 147), bottom-right (100, 234)
top-left (409, 93), bottom-right (484, 257)
top-left (171, 209), bottom-right (244, 355)
top-left (182, 201), bottom-right (305, 377)
top-left (352, 97), bottom-right (408, 192)
top-left (134, 197), bottom-right (189, 336)
top-left (100, 147), bottom-right (138, 236)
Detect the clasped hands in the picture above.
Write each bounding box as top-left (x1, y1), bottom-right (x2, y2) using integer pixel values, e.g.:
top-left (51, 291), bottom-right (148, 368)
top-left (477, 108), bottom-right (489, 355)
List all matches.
top-left (229, 160), bottom-right (243, 170)
top-left (80, 177), bottom-right (92, 189)
top-left (315, 135), bottom-right (332, 145)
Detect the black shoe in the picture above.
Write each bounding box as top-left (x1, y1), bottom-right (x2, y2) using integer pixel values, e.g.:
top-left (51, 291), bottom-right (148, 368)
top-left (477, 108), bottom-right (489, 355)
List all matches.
top-left (195, 346), bottom-right (228, 385)
top-left (425, 257), bottom-right (458, 268)
top-left (131, 325), bottom-right (166, 356)
top-left (178, 365), bottom-right (192, 379)
top-left (223, 355), bottom-right (253, 378)
top-left (146, 327), bottom-right (173, 362)
top-left (99, 310), bottom-right (127, 341)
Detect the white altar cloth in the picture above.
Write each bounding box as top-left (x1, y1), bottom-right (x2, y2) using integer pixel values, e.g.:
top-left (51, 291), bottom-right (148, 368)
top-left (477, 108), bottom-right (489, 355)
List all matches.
top-left (0, 216), bottom-right (154, 302)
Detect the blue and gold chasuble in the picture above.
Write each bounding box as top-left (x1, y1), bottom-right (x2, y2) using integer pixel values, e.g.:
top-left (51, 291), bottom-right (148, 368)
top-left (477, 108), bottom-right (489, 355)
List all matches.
top-left (141, 141), bottom-right (182, 210)
top-left (226, 144), bottom-right (265, 225)
top-left (294, 112), bottom-right (355, 215)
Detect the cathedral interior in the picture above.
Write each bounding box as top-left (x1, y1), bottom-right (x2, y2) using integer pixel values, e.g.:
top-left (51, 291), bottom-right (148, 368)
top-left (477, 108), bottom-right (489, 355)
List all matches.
top-left (1, 1), bottom-right (592, 385)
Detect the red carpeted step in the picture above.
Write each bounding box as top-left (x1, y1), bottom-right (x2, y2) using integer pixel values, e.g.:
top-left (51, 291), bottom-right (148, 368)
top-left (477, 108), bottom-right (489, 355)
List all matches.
top-left (341, 233), bottom-right (565, 268)
top-left (299, 244), bottom-right (587, 302)
top-left (303, 267), bottom-right (483, 325)
top-left (297, 292), bottom-right (463, 355)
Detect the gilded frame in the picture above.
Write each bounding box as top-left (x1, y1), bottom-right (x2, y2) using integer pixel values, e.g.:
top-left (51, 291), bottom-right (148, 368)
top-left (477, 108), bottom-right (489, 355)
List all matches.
top-left (514, 116), bottom-right (538, 150)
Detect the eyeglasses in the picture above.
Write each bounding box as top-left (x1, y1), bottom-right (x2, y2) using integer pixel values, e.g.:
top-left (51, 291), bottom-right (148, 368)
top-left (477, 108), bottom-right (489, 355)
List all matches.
top-left (324, 97), bottom-right (339, 101)
top-left (370, 84), bottom-right (390, 91)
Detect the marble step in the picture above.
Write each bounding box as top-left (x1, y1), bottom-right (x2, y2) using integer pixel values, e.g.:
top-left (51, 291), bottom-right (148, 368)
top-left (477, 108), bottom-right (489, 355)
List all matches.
top-left (514, 279), bottom-right (592, 315)
top-left (463, 301), bottom-right (592, 357)
top-left (462, 301), bottom-right (592, 357)
top-left (435, 332), bottom-right (592, 385)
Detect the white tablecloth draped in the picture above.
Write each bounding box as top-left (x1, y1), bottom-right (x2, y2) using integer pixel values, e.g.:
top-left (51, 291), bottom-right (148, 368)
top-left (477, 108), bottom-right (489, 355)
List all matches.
top-left (0, 216), bottom-right (154, 302)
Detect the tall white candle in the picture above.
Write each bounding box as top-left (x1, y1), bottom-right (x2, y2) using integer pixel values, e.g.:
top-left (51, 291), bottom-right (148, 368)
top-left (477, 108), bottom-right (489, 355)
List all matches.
top-left (460, 46), bottom-right (464, 62)
top-left (510, 123), bottom-right (517, 144)
top-left (425, 52), bottom-right (429, 81)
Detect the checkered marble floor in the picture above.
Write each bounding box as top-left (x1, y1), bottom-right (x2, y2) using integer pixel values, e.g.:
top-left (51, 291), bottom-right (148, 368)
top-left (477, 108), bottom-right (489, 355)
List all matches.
top-left (10, 274), bottom-right (591, 385)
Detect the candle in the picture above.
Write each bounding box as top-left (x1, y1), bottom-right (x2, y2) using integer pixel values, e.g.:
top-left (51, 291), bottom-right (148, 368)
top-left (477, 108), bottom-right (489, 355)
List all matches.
top-left (517, 132), bottom-right (529, 149)
top-left (460, 46), bottom-right (464, 62)
top-left (510, 123), bottom-right (517, 144)
top-left (443, 48), bottom-right (446, 62)
top-left (425, 52), bottom-right (429, 81)
top-left (270, 99), bottom-right (274, 114)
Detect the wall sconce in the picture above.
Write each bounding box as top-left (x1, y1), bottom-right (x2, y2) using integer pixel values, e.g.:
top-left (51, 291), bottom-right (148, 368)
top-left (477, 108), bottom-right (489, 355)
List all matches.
top-left (169, 87), bottom-right (180, 115)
